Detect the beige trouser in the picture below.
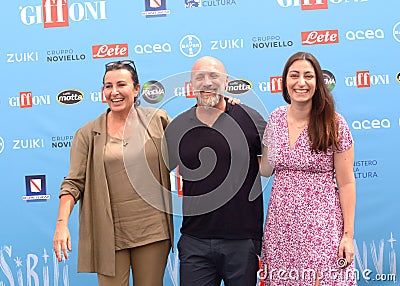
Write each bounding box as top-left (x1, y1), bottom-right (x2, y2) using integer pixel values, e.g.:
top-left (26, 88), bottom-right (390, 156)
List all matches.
top-left (97, 239), bottom-right (171, 286)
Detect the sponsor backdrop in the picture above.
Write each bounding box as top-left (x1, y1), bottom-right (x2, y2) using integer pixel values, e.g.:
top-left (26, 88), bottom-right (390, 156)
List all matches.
top-left (1, 0), bottom-right (399, 285)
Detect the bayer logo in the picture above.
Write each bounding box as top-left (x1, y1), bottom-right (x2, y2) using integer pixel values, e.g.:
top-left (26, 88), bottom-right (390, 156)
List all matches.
top-left (180, 35), bottom-right (202, 57)
top-left (0, 137), bottom-right (4, 154)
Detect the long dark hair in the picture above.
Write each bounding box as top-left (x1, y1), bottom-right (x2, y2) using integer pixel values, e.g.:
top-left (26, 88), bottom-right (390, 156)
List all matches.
top-left (282, 52), bottom-right (339, 152)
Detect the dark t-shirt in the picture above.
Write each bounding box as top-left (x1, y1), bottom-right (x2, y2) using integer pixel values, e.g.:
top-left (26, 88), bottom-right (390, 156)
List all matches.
top-left (165, 100), bottom-right (267, 240)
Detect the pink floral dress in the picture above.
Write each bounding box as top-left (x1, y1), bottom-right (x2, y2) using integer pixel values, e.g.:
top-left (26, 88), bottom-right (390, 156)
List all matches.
top-left (261, 106), bottom-right (357, 286)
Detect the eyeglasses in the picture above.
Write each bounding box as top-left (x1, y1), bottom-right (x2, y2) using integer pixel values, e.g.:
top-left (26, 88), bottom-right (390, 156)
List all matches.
top-left (105, 60), bottom-right (137, 72)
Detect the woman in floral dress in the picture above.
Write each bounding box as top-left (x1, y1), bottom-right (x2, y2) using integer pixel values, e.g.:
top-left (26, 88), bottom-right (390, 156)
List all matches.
top-left (259, 52), bottom-right (357, 286)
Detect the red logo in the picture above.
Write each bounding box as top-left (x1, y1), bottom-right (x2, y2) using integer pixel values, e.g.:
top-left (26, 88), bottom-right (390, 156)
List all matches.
top-left (92, 44), bottom-right (129, 59)
top-left (356, 71), bottom-right (370, 88)
top-left (185, 82), bottom-right (195, 98)
top-left (20, 92), bottom-right (33, 108)
top-left (301, 0), bottom-right (328, 10)
top-left (270, 76), bottom-right (283, 93)
top-left (301, 30), bottom-right (339, 45)
top-left (43, 0), bottom-right (69, 28)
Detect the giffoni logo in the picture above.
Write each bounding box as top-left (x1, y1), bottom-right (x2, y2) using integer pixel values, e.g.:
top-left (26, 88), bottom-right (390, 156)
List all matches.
top-left (19, 0), bottom-right (107, 27)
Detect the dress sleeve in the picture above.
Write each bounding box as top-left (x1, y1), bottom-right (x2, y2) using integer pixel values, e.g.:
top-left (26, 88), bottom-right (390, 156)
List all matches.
top-left (335, 113), bottom-right (354, 153)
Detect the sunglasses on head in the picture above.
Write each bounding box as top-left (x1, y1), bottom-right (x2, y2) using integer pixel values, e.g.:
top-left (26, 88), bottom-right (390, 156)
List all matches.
top-left (105, 60), bottom-right (137, 71)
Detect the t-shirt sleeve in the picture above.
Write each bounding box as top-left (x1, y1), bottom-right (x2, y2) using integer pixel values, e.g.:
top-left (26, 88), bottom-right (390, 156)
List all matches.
top-left (335, 113), bottom-right (354, 153)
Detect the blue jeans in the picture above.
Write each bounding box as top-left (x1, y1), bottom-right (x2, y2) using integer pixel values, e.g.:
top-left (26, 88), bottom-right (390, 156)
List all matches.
top-left (178, 234), bottom-right (261, 286)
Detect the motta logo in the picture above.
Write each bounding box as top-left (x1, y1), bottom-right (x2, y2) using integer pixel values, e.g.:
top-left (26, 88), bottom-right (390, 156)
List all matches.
top-left (226, 79), bottom-right (252, 95)
top-left (56, 89), bottom-right (84, 105)
top-left (92, 43), bottom-right (129, 59)
top-left (20, 0), bottom-right (107, 27)
top-left (301, 30), bottom-right (339, 45)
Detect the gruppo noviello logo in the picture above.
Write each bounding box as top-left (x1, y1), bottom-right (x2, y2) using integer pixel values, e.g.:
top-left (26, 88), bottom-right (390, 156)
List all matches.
top-left (23, 175), bottom-right (50, 201)
top-left (141, 80), bottom-right (165, 104)
top-left (19, 0), bottom-right (107, 27)
top-left (142, 0), bottom-right (170, 17)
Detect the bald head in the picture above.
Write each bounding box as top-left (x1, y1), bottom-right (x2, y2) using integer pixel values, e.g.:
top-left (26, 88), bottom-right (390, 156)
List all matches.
top-left (191, 56), bottom-right (227, 75)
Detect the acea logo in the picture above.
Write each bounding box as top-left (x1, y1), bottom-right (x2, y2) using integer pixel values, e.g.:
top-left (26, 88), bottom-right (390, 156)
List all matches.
top-left (134, 42), bottom-right (172, 54)
top-left (322, 70), bottom-right (336, 91)
top-left (226, 79), bottom-right (252, 95)
top-left (141, 80), bottom-right (165, 104)
top-left (345, 28), bottom-right (384, 41)
top-left (22, 175), bottom-right (50, 201)
top-left (142, 0), bottom-right (170, 17)
top-left (19, 0), bottom-right (107, 27)
top-left (56, 89), bottom-right (84, 105)
top-left (180, 35), bottom-right (202, 57)
top-left (351, 118), bottom-right (391, 130)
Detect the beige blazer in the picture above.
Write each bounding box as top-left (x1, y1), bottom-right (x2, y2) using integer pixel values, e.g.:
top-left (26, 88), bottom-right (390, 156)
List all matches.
top-left (59, 106), bottom-right (173, 276)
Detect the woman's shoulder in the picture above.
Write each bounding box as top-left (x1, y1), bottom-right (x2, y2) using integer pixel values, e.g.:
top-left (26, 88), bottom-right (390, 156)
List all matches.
top-left (137, 106), bottom-right (168, 118)
top-left (269, 105), bottom-right (287, 120)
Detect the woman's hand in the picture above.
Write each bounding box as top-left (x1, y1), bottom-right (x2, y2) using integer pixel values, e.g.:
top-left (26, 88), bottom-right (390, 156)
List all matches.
top-left (53, 220), bottom-right (72, 262)
top-left (337, 235), bottom-right (354, 267)
top-left (225, 96), bottom-right (241, 105)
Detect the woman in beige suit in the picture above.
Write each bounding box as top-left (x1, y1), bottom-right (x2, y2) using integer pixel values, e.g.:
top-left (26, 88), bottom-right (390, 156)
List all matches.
top-left (53, 60), bottom-right (173, 286)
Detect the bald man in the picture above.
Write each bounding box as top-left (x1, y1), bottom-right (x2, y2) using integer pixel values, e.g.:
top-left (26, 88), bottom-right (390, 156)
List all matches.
top-left (165, 56), bottom-right (267, 286)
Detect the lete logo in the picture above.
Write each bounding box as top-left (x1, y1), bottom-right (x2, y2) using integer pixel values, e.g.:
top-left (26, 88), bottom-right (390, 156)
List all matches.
top-left (92, 44), bottom-right (129, 59)
top-left (301, 29), bottom-right (339, 45)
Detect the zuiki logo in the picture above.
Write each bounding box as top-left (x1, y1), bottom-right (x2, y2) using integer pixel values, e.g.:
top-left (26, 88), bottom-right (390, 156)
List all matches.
top-left (92, 43), bottom-right (128, 59)
top-left (210, 39), bottom-right (244, 50)
top-left (322, 70), bottom-right (336, 91)
top-left (23, 175), bottom-right (50, 201)
top-left (13, 138), bottom-right (45, 150)
top-left (226, 79), bottom-right (252, 95)
top-left (47, 49), bottom-right (86, 62)
top-left (301, 30), bottom-right (339, 45)
top-left (276, 0), bottom-right (368, 9)
top-left (141, 81), bottom-right (165, 104)
top-left (142, 0), bottom-right (170, 17)
top-left (19, 0), bottom-right (107, 27)
top-left (6, 52), bottom-right (39, 63)
top-left (9, 92), bottom-right (51, 108)
top-left (56, 89), bottom-right (84, 105)
top-left (180, 35), bottom-right (202, 57)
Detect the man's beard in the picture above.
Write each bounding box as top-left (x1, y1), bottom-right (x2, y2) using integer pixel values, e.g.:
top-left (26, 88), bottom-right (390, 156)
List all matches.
top-left (196, 92), bottom-right (223, 108)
